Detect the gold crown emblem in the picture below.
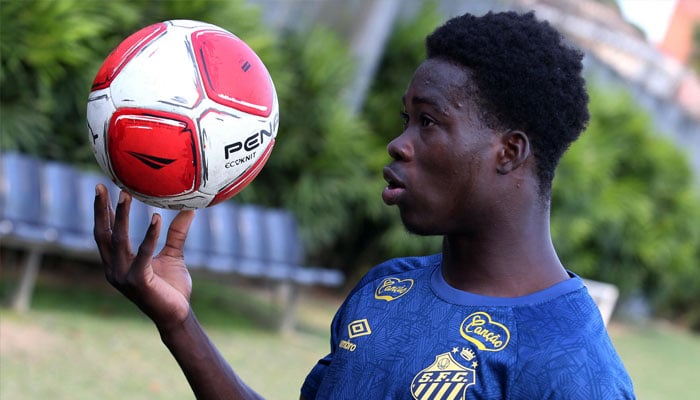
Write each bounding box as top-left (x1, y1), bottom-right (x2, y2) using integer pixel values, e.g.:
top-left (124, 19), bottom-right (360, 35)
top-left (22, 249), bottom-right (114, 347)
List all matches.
top-left (460, 347), bottom-right (476, 361)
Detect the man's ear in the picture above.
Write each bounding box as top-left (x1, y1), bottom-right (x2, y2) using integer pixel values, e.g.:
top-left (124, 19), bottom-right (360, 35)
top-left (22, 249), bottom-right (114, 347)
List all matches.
top-left (496, 130), bottom-right (530, 175)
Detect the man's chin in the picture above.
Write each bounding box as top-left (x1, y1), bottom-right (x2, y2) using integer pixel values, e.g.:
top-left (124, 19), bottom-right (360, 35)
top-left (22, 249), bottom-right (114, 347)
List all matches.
top-left (400, 217), bottom-right (439, 237)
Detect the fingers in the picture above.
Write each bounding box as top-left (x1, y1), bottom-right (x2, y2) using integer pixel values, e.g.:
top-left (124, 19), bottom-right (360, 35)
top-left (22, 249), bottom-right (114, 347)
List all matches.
top-left (160, 210), bottom-right (195, 258)
top-left (111, 190), bottom-right (134, 278)
top-left (131, 212), bottom-right (161, 278)
top-left (93, 184), bottom-right (114, 265)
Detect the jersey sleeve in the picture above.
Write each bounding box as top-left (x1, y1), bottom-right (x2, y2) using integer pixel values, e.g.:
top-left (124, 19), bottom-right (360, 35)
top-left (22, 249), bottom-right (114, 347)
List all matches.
top-left (300, 353), bottom-right (331, 399)
top-left (510, 296), bottom-right (636, 399)
top-left (299, 290), bottom-right (349, 399)
top-left (300, 255), bottom-right (439, 398)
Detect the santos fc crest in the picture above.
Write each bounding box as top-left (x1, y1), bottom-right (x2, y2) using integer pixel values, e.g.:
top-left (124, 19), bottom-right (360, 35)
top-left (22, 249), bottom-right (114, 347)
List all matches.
top-left (411, 353), bottom-right (475, 400)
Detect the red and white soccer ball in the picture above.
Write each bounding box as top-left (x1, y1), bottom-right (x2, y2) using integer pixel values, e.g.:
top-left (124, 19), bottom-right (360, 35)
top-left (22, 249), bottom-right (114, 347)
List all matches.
top-left (87, 20), bottom-right (278, 209)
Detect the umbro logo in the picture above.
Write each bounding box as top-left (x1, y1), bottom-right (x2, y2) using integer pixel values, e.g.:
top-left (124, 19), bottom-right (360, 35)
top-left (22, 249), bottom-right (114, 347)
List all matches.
top-left (126, 151), bottom-right (176, 170)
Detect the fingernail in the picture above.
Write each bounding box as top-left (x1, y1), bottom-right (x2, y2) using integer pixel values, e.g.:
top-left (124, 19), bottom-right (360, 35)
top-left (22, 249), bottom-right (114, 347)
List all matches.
top-left (118, 191), bottom-right (127, 204)
top-left (95, 186), bottom-right (99, 196)
top-left (151, 213), bottom-right (158, 225)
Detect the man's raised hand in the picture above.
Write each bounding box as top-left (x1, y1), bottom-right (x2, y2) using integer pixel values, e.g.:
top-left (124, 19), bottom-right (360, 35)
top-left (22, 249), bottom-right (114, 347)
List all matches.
top-left (93, 184), bottom-right (195, 330)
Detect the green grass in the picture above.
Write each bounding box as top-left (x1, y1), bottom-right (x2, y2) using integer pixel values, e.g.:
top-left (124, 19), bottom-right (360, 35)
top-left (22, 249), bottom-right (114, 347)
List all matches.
top-left (2, 265), bottom-right (699, 399)
top-left (610, 321), bottom-right (700, 399)
top-left (0, 266), bottom-right (339, 400)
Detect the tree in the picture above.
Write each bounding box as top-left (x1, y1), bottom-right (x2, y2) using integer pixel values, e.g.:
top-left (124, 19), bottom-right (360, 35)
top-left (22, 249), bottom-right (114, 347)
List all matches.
top-left (237, 25), bottom-right (386, 276)
top-left (1, 0), bottom-right (133, 162)
top-left (0, 0), bottom-right (273, 164)
top-left (551, 85), bottom-right (700, 329)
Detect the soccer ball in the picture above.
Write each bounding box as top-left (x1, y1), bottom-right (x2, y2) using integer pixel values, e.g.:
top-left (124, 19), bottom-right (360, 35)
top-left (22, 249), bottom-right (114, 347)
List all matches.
top-left (87, 20), bottom-right (279, 209)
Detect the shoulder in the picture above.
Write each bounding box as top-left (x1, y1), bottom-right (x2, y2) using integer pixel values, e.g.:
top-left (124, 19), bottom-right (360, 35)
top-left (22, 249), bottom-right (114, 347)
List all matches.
top-left (511, 341), bottom-right (635, 399)
top-left (349, 253), bottom-right (441, 297)
top-left (510, 283), bottom-right (635, 399)
top-left (327, 254), bottom-right (440, 334)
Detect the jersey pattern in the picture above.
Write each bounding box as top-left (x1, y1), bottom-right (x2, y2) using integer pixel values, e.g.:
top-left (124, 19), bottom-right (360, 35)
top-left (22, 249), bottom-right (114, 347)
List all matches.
top-left (301, 254), bottom-right (635, 399)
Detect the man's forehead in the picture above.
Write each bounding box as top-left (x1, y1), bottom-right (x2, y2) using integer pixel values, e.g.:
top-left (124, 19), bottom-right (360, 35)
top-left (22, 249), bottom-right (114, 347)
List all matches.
top-left (403, 64), bottom-right (470, 111)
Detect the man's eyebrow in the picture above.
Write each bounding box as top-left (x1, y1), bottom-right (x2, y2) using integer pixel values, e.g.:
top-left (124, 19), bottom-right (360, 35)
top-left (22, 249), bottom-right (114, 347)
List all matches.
top-left (403, 93), bottom-right (448, 115)
top-left (401, 93), bottom-right (443, 109)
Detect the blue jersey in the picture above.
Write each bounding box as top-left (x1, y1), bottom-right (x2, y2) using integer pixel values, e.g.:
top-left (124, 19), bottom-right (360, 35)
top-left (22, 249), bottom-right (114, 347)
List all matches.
top-left (301, 254), bottom-right (635, 399)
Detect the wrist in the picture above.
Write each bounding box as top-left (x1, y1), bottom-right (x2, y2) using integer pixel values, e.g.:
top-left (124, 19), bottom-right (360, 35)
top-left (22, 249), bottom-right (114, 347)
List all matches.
top-left (157, 307), bottom-right (200, 346)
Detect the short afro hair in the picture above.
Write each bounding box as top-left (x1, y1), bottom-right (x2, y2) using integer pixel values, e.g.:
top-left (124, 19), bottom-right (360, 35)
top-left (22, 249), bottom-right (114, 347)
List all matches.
top-left (426, 11), bottom-right (589, 197)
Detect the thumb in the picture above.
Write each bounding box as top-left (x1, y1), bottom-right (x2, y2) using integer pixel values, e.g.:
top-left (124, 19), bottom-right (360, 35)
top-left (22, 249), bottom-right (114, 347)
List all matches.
top-left (159, 210), bottom-right (195, 258)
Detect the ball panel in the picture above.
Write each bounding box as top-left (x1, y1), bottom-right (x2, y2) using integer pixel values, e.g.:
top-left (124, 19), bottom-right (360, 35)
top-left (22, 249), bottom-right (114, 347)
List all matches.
top-left (168, 19), bottom-right (217, 30)
top-left (107, 108), bottom-right (200, 197)
top-left (210, 137), bottom-right (275, 206)
top-left (110, 26), bottom-right (204, 112)
top-left (131, 191), bottom-right (213, 211)
top-left (197, 107), bottom-right (276, 194)
top-left (92, 23), bottom-right (167, 91)
top-left (86, 90), bottom-right (117, 179)
top-left (192, 30), bottom-right (274, 118)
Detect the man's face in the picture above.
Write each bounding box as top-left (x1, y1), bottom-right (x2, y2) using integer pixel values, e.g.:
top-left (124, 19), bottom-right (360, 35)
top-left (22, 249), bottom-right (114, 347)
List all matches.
top-left (382, 58), bottom-right (502, 236)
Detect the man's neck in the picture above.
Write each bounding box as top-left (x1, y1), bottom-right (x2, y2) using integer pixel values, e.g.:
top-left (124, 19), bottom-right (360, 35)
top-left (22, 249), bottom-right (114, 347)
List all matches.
top-left (440, 218), bottom-right (568, 297)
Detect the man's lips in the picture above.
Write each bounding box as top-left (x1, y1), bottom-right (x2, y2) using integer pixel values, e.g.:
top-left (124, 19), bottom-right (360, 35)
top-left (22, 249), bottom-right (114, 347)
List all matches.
top-left (382, 167), bottom-right (406, 205)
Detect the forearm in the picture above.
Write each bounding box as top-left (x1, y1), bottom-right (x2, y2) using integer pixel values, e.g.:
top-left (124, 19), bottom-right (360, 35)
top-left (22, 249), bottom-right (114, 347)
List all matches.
top-left (159, 309), bottom-right (264, 400)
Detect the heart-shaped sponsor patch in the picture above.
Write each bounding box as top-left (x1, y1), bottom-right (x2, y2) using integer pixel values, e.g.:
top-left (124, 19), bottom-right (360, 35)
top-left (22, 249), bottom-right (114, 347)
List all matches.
top-left (460, 311), bottom-right (511, 352)
top-left (374, 277), bottom-right (414, 301)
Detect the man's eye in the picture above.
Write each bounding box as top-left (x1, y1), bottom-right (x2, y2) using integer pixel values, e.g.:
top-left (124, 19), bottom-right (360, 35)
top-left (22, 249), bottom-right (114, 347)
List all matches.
top-left (399, 111), bottom-right (409, 127)
top-left (420, 115), bottom-right (435, 127)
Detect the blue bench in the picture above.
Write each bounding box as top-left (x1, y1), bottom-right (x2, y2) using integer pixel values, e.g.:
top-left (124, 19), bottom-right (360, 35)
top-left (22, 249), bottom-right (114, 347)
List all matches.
top-left (0, 152), bottom-right (343, 331)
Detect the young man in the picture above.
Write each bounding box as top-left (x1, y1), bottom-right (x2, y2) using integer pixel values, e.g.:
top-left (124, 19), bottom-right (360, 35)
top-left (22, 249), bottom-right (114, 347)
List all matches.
top-left (94, 10), bottom-right (635, 400)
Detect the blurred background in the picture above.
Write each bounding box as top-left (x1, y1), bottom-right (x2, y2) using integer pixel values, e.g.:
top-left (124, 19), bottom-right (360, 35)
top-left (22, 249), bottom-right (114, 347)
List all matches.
top-left (1, 0), bottom-right (699, 399)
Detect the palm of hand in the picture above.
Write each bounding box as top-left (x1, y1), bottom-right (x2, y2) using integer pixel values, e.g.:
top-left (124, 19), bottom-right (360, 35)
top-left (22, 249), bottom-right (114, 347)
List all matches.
top-left (137, 253), bottom-right (193, 327)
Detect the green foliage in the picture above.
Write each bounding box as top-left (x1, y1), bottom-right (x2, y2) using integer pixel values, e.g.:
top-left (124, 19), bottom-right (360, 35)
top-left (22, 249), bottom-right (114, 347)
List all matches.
top-left (1, 0), bottom-right (134, 161)
top-left (691, 23), bottom-right (700, 75)
top-left (0, 0), bottom-right (271, 164)
top-left (552, 85), bottom-right (700, 328)
top-left (239, 26), bottom-right (385, 269)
